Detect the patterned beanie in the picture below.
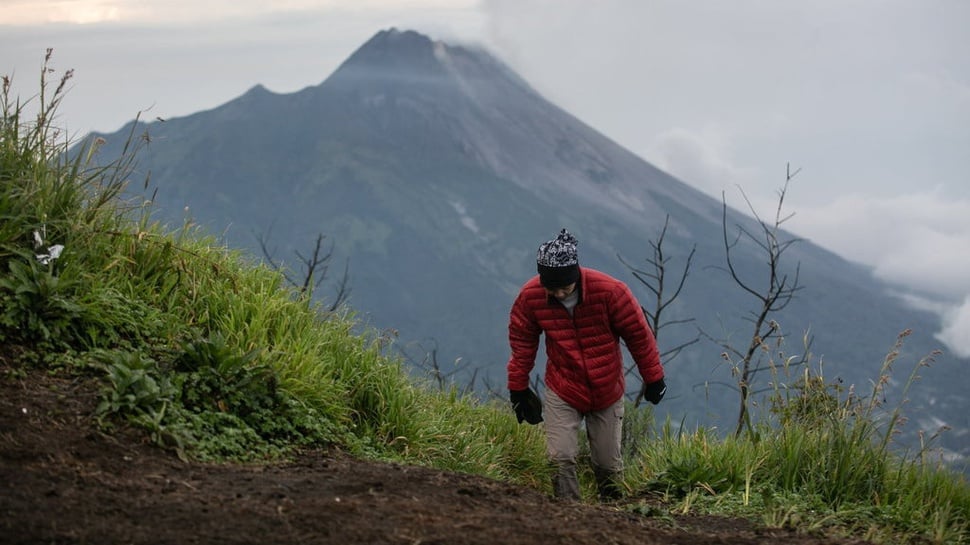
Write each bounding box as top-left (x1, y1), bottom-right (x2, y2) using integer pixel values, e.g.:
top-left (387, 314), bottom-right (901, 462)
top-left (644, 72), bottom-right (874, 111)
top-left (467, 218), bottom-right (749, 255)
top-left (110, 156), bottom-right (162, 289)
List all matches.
top-left (536, 229), bottom-right (581, 288)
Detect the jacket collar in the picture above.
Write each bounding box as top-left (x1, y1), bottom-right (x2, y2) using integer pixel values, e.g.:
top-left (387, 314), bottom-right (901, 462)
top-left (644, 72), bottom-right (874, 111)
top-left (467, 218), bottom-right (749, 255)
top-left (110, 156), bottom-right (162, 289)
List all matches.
top-left (545, 267), bottom-right (584, 305)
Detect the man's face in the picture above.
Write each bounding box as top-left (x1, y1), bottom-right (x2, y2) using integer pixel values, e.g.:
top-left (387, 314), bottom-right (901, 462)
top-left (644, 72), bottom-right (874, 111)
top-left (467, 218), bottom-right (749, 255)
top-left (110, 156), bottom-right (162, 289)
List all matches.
top-left (544, 282), bottom-right (577, 301)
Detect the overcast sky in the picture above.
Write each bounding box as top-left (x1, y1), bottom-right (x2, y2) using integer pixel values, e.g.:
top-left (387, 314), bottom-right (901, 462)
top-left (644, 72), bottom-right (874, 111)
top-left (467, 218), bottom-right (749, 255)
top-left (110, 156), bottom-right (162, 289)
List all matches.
top-left (2, 0), bottom-right (968, 356)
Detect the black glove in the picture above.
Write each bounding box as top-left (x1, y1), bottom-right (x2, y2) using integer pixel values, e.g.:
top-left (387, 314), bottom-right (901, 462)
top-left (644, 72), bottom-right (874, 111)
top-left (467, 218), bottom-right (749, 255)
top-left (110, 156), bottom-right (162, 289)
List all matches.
top-left (510, 388), bottom-right (543, 425)
top-left (642, 378), bottom-right (667, 405)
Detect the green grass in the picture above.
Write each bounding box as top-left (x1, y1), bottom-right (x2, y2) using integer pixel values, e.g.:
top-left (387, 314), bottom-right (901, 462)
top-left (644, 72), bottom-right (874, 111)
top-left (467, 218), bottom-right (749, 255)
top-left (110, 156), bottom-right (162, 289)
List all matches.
top-left (622, 414), bottom-right (968, 543)
top-left (622, 337), bottom-right (969, 543)
top-left (3, 54), bottom-right (967, 544)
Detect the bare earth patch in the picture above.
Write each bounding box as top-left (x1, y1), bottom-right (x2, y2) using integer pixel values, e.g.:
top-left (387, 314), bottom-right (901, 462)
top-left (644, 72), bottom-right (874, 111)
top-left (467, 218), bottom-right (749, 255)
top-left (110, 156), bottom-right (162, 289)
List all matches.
top-left (0, 363), bottom-right (873, 545)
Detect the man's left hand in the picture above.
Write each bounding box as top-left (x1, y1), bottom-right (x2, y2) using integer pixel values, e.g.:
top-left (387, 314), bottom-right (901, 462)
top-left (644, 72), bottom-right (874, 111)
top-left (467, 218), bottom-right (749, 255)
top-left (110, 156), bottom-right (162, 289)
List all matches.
top-left (642, 378), bottom-right (666, 405)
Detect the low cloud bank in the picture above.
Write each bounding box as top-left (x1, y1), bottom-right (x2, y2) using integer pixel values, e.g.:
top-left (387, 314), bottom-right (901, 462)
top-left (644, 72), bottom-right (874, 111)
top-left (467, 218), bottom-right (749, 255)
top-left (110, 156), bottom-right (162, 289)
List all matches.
top-left (795, 193), bottom-right (970, 359)
top-left (937, 297), bottom-right (970, 359)
top-left (646, 129), bottom-right (970, 358)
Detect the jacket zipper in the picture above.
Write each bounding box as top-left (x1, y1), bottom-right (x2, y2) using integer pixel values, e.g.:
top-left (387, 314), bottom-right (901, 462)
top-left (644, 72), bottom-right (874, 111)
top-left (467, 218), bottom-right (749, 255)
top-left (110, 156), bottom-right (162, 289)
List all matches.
top-left (557, 296), bottom-right (595, 412)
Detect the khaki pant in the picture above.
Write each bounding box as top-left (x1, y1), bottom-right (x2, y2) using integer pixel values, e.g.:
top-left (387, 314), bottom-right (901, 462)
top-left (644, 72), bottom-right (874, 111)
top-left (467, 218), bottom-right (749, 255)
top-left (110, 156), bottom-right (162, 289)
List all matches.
top-left (544, 389), bottom-right (624, 500)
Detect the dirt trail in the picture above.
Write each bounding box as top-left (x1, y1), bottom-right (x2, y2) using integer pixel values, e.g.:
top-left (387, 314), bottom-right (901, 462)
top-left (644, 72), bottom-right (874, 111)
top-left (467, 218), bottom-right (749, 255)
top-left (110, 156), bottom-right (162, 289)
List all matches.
top-left (0, 366), bottom-right (872, 545)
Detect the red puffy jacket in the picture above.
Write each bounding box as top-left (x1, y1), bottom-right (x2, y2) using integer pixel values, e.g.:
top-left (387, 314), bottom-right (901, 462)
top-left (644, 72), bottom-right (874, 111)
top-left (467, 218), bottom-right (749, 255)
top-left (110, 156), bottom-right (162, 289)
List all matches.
top-left (507, 267), bottom-right (664, 413)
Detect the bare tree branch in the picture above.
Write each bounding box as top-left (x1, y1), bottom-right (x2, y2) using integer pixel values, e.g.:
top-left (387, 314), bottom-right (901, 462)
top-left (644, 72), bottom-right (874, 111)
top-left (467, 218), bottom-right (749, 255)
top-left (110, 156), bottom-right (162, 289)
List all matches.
top-left (716, 163), bottom-right (805, 436)
top-left (397, 338), bottom-right (484, 396)
top-left (255, 228), bottom-right (351, 311)
top-left (618, 215), bottom-right (700, 406)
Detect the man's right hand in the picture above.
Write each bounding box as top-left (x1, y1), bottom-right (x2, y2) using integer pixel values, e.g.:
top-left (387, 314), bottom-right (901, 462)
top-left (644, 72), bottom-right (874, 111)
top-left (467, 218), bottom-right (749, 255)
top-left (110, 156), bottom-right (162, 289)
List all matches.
top-left (510, 389), bottom-right (543, 424)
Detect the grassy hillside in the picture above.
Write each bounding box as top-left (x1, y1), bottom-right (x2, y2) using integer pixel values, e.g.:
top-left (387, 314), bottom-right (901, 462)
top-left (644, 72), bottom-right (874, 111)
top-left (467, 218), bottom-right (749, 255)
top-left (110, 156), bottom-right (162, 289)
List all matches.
top-left (3, 57), bottom-right (968, 544)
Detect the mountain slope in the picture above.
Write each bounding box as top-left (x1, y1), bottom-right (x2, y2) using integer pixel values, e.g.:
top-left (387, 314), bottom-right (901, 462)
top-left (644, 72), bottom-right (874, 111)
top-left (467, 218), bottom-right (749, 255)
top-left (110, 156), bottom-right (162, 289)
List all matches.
top-left (89, 28), bottom-right (968, 462)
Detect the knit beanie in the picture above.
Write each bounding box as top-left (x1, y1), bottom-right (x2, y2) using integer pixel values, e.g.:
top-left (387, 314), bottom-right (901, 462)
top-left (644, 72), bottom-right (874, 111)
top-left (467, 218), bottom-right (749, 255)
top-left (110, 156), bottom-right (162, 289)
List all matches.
top-left (536, 229), bottom-right (581, 288)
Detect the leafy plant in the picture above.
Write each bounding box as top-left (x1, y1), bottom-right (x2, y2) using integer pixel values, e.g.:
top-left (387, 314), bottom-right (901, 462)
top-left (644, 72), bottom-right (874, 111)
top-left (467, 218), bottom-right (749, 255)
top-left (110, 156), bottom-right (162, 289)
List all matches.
top-left (174, 334), bottom-right (270, 414)
top-left (94, 349), bottom-right (175, 423)
top-left (169, 334), bottom-right (346, 459)
top-left (0, 257), bottom-right (82, 348)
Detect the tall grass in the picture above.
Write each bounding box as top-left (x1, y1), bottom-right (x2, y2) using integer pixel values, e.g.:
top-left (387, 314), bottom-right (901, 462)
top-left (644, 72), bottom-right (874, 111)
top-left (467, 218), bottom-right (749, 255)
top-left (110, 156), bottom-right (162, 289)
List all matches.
top-left (623, 332), bottom-right (969, 543)
top-left (3, 54), bottom-right (967, 544)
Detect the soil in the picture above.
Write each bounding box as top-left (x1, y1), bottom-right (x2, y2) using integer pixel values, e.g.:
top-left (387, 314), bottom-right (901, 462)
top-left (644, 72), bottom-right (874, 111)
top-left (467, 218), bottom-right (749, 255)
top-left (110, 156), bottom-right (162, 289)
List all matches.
top-left (0, 361), bottom-right (875, 545)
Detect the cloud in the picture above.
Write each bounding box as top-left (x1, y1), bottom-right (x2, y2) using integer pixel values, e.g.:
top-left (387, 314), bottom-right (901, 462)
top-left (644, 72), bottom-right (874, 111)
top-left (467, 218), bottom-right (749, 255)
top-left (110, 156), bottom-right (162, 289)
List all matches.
top-left (904, 70), bottom-right (970, 109)
top-left (480, 0), bottom-right (970, 200)
top-left (937, 297), bottom-right (970, 359)
top-left (1, 1), bottom-right (121, 24)
top-left (646, 126), bottom-right (757, 198)
top-left (793, 192), bottom-right (970, 300)
top-left (793, 192), bottom-right (970, 359)
top-left (1, 0), bottom-right (480, 26)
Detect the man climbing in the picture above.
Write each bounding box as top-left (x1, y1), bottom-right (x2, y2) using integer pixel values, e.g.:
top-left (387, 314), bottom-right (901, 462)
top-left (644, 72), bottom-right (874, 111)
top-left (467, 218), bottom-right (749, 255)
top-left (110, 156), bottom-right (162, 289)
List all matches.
top-left (507, 228), bottom-right (666, 501)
